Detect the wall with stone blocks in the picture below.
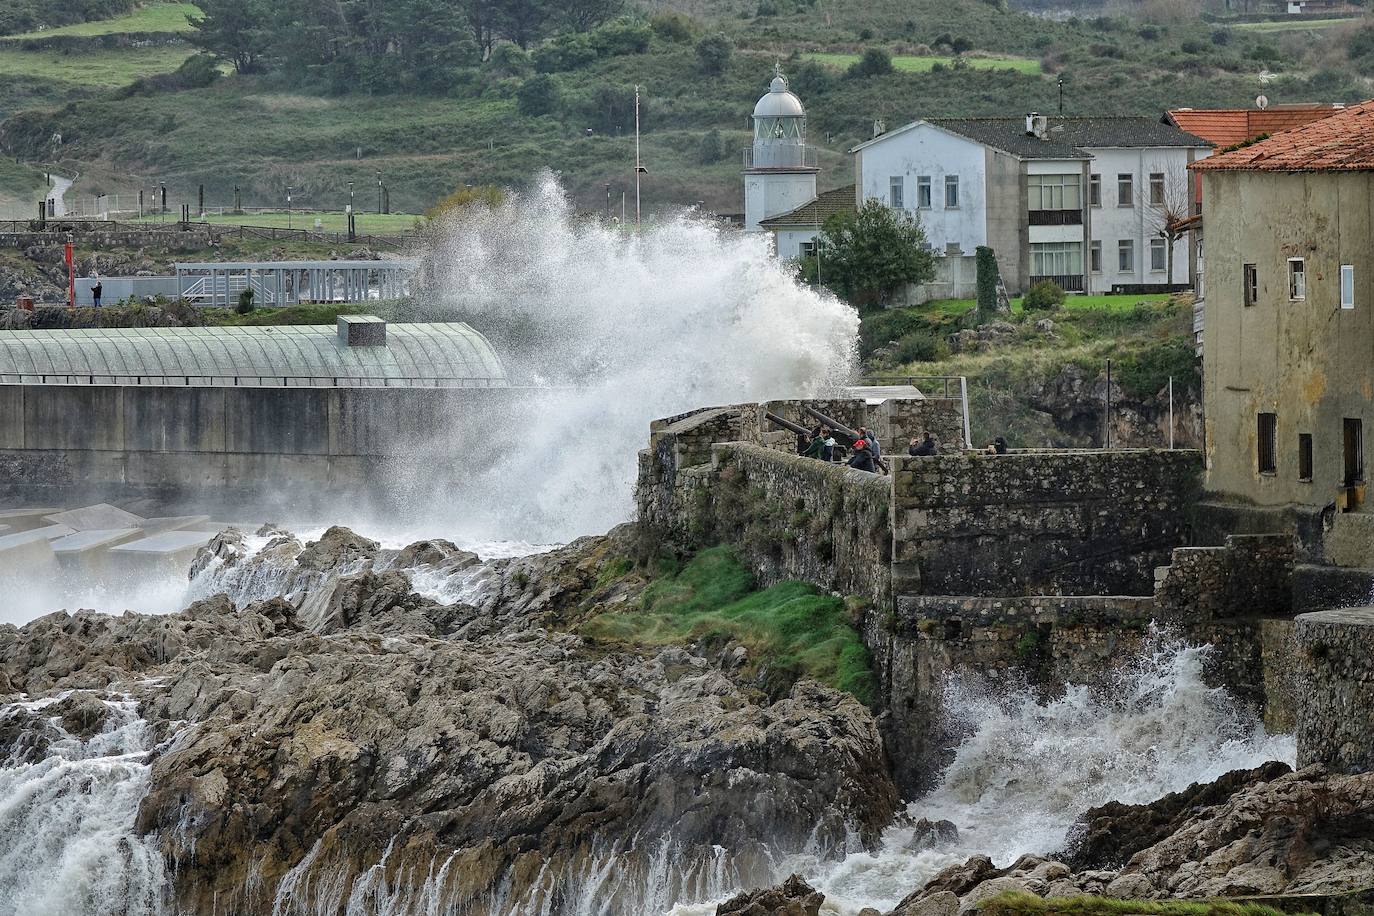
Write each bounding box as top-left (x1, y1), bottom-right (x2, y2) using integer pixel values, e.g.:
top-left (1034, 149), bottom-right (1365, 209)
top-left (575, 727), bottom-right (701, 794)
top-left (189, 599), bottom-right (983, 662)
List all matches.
top-left (1293, 608), bottom-right (1374, 772)
top-left (891, 449), bottom-right (1202, 596)
top-left (1154, 534), bottom-right (1295, 620)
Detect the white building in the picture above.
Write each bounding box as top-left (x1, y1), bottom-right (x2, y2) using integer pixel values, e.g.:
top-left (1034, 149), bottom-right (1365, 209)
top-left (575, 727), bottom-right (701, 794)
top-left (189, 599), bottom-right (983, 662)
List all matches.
top-left (743, 72), bottom-right (818, 232)
top-left (851, 115), bottom-right (1211, 295)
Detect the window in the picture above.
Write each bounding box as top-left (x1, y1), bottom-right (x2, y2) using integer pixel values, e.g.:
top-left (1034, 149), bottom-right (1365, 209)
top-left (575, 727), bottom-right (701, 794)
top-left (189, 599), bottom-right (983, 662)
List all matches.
top-left (944, 174), bottom-right (960, 208)
top-left (1089, 173), bottom-right (1101, 207)
top-left (1090, 240), bottom-right (1102, 273)
top-left (917, 176), bottom-right (932, 209)
top-left (1258, 412), bottom-right (1277, 474)
top-left (1243, 263), bottom-right (1258, 306)
top-left (1299, 433), bottom-right (1313, 482)
top-left (1150, 237), bottom-right (1167, 272)
top-left (1030, 241), bottom-right (1083, 277)
top-left (1149, 172), bottom-right (1166, 205)
top-left (1342, 264), bottom-right (1355, 310)
top-left (1118, 239), bottom-right (1134, 272)
top-left (1117, 173), bottom-right (1134, 207)
top-left (889, 176), bottom-right (903, 209)
top-left (1028, 174), bottom-right (1081, 211)
top-left (1346, 418), bottom-right (1364, 485)
top-left (798, 241), bottom-right (816, 258)
top-left (1288, 258), bottom-right (1305, 300)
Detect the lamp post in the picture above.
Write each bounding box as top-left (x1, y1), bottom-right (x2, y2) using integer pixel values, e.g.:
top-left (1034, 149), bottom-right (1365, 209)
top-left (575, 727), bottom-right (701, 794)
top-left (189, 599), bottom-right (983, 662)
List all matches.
top-left (376, 169), bottom-right (382, 215)
top-left (286, 186), bottom-right (293, 229)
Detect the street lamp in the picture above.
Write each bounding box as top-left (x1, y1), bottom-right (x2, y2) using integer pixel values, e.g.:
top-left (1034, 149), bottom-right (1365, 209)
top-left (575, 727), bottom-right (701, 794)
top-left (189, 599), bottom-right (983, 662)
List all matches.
top-left (347, 180), bottom-right (354, 213)
top-left (376, 169), bottom-right (382, 215)
top-left (286, 186), bottom-right (293, 229)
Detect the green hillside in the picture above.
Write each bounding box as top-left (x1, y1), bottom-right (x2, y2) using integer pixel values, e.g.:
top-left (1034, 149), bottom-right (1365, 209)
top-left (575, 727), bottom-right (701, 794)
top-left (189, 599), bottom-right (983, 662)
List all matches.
top-left (0, 0), bottom-right (1367, 216)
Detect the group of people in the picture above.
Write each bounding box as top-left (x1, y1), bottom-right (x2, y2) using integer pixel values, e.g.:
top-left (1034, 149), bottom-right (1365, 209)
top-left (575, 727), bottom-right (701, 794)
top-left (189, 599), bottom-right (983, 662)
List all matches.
top-left (796, 424), bottom-right (890, 474)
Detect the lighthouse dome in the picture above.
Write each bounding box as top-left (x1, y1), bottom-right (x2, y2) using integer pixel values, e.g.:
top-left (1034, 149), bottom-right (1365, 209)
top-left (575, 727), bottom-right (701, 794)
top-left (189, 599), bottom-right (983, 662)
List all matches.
top-left (753, 75), bottom-right (805, 119)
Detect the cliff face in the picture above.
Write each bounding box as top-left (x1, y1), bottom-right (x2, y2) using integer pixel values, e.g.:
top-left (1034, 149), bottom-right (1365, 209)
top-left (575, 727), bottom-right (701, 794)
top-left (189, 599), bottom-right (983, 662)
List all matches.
top-left (0, 525), bottom-right (898, 915)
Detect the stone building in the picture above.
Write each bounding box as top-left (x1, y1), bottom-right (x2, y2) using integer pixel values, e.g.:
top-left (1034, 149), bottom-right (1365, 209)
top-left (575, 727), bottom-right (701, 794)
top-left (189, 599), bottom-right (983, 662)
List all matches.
top-left (849, 115), bottom-right (1210, 295)
top-left (1193, 100), bottom-right (1374, 514)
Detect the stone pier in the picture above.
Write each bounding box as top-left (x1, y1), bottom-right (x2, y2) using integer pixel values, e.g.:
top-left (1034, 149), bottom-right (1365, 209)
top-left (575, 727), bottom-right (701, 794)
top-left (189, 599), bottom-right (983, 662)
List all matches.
top-left (1294, 607), bottom-right (1374, 773)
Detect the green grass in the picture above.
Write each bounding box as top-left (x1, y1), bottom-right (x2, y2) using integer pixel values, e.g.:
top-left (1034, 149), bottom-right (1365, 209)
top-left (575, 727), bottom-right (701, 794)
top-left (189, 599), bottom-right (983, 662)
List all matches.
top-left (3, 3), bottom-right (198, 39)
top-left (199, 302), bottom-right (397, 327)
top-left (982, 892), bottom-right (1315, 916)
top-left (0, 44), bottom-right (192, 89)
top-left (926, 292), bottom-right (1172, 316)
top-left (583, 546), bottom-right (877, 705)
top-left (0, 157), bottom-right (47, 218)
top-left (1230, 17), bottom-right (1352, 31)
top-left (804, 51), bottom-right (1043, 74)
top-left (127, 210), bottom-right (421, 233)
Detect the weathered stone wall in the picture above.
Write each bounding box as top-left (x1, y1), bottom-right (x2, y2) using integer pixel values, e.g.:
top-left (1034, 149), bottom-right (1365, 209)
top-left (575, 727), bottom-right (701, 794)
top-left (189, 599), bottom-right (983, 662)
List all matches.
top-left (1154, 534), bottom-right (1295, 621)
top-left (1293, 608), bottom-right (1374, 772)
top-left (640, 441), bottom-right (892, 607)
top-left (891, 449), bottom-right (1202, 596)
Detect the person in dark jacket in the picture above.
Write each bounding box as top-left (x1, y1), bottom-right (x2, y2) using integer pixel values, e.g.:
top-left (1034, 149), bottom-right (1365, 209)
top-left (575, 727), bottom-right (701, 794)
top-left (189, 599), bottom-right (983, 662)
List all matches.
top-left (802, 426), bottom-right (828, 459)
top-left (847, 439), bottom-right (878, 473)
top-left (909, 434), bottom-right (937, 456)
top-left (91, 279), bottom-right (102, 308)
top-left (857, 427), bottom-right (881, 460)
top-left (985, 436), bottom-right (1009, 455)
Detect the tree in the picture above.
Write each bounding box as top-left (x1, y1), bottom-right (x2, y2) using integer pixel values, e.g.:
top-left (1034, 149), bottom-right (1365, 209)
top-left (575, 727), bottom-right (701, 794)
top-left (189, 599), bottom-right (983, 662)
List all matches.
top-left (975, 246), bottom-right (1003, 316)
top-left (804, 201), bottom-right (936, 307)
top-left (1141, 162), bottom-right (1193, 286)
top-left (698, 129), bottom-right (724, 164)
top-left (695, 32), bottom-right (732, 74)
top-left (188, 0), bottom-right (270, 73)
top-left (517, 73), bottom-right (561, 116)
top-left (424, 185), bottom-right (506, 222)
top-left (847, 48), bottom-right (893, 78)
top-left (558, 0), bottom-right (625, 33)
top-left (495, 0), bottom-right (555, 49)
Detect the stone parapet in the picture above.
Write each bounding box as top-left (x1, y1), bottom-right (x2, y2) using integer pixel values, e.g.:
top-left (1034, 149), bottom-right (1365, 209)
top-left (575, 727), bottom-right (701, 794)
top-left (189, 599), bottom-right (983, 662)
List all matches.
top-left (1294, 607), bottom-right (1374, 772)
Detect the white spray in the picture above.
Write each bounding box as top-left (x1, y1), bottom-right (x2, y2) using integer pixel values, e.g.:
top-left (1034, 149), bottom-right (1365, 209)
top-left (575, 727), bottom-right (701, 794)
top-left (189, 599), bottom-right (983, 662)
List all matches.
top-left (406, 175), bottom-right (859, 543)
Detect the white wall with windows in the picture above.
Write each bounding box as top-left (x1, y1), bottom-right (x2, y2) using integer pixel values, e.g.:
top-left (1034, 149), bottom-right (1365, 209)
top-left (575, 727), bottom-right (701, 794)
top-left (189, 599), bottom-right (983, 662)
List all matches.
top-left (1083, 146), bottom-right (1199, 291)
top-left (855, 123), bottom-right (988, 254)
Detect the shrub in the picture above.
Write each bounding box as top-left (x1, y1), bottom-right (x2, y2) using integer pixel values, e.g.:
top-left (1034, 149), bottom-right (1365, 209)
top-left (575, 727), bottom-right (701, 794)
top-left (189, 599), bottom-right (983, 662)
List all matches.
top-left (236, 289), bottom-right (255, 315)
top-left (698, 128), bottom-right (725, 164)
top-left (695, 32), bottom-right (733, 74)
top-left (490, 43), bottom-right (532, 76)
top-left (650, 10), bottom-right (696, 42)
top-left (893, 331), bottom-right (948, 363)
top-left (848, 47), bottom-right (893, 78)
top-left (1210, 27), bottom-right (1231, 44)
top-left (517, 74), bottom-right (561, 116)
top-left (976, 245), bottom-right (1000, 315)
top-left (1023, 279), bottom-right (1066, 311)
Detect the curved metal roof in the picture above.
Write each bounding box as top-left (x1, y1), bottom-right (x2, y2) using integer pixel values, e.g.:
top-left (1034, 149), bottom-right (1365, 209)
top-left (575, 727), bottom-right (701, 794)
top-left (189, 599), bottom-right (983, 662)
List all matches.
top-left (0, 321), bottom-right (509, 388)
top-left (753, 75), bottom-right (805, 119)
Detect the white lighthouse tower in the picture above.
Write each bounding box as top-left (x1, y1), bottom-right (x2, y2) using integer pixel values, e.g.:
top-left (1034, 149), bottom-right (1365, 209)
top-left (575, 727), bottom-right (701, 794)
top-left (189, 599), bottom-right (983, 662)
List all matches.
top-left (744, 69), bottom-right (818, 232)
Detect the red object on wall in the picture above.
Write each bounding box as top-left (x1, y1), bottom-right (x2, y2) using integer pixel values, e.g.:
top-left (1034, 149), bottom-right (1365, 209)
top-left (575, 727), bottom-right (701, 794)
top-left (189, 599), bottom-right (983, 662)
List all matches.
top-left (64, 241), bottom-right (74, 308)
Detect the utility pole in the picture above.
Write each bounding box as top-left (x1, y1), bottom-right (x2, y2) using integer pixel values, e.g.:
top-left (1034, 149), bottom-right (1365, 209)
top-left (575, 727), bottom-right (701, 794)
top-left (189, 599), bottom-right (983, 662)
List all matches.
top-left (1057, 76), bottom-right (1064, 115)
top-left (347, 181), bottom-right (355, 241)
top-left (634, 84), bottom-right (642, 229)
top-left (286, 186), bottom-right (293, 229)
top-left (1104, 358), bottom-right (1113, 449)
top-left (605, 182), bottom-right (611, 222)
top-left (376, 168), bottom-right (383, 215)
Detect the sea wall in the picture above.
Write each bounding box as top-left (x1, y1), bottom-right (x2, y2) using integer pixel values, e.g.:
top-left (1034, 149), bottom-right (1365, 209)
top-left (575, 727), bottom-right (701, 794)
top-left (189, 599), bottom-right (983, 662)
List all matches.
top-left (891, 449), bottom-right (1202, 596)
top-left (1293, 608), bottom-right (1374, 772)
top-left (0, 384), bottom-right (522, 513)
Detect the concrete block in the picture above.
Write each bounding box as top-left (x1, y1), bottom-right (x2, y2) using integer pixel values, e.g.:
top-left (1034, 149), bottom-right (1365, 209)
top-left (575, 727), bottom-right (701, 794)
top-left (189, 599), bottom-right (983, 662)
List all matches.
top-left (44, 503), bottom-right (145, 531)
top-left (0, 507), bottom-right (62, 532)
top-left (50, 528), bottom-right (143, 555)
top-left (0, 524), bottom-right (76, 549)
top-left (139, 515), bottom-right (212, 534)
top-left (109, 530), bottom-right (215, 556)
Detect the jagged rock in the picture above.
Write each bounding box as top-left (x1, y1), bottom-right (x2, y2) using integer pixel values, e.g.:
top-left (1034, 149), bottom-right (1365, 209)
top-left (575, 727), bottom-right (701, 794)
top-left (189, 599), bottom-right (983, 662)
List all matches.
top-left (921, 856), bottom-right (997, 897)
top-left (1063, 761), bottom-right (1294, 871)
top-left (891, 889), bottom-right (958, 916)
top-left (717, 874), bottom-right (824, 915)
top-left (389, 538), bottom-right (479, 572)
top-left (904, 818), bottom-right (959, 852)
top-left (0, 530), bottom-right (899, 914)
top-left (958, 876), bottom-right (1033, 913)
top-left (48, 690), bottom-right (111, 739)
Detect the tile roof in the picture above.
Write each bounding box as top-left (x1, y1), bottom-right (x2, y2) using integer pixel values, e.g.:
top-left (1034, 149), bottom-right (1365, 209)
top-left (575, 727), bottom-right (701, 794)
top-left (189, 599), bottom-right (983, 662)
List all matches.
top-left (1165, 105), bottom-right (1343, 148)
top-left (758, 184), bottom-right (856, 228)
top-left (1191, 99), bottom-right (1374, 172)
top-left (856, 117), bottom-right (1208, 159)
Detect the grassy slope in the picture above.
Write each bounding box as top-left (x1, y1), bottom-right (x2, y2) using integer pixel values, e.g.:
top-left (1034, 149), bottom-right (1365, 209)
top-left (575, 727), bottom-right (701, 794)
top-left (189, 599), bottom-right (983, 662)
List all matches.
top-left (861, 294), bottom-right (1197, 446)
top-left (583, 546), bottom-right (878, 704)
top-left (128, 211), bottom-right (422, 232)
top-left (0, 0), bottom-right (1361, 213)
top-left (2, 3), bottom-right (196, 39)
top-left (0, 157), bottom-right (47, 218)
top-left (804, 51), bottom-right (1043, 74)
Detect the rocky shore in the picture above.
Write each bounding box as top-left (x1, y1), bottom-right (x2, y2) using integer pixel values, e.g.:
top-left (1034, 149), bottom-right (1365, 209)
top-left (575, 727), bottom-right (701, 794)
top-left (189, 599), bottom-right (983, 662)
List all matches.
top-left (0, 525), bottom-right (897, 914)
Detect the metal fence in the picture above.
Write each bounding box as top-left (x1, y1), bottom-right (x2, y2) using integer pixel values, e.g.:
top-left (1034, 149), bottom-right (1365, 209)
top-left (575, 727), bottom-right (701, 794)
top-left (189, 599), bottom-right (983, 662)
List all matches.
top-left (0, 373), bottom-right (506, 389)
top-left (0, 218), bottom-right (413, 250)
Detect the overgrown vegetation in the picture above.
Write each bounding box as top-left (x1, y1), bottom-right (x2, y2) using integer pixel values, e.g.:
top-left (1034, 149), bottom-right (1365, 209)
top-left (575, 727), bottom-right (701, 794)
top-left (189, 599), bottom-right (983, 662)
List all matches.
top-left (981, 891), bottom-right (1316, 916)
top-left (0, 0), bottom-right (136, 37)
top-left (800, 200), bottom-right (936, 307)
top-left (583, 546), bottom-right (877, 705)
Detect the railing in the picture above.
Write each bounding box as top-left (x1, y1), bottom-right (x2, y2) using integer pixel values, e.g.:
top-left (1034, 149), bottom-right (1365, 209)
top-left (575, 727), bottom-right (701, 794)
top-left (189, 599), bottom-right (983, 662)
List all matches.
top-left (0, 218), bottom-right (416, 247)
top-left (1028, 209), bottom-right (1083, 226)
top-left (0, 373), bottom-right (507, 389)
top-left (742, 145), bottom-right (819, 170)
top-left (1031, 273), bottom-right (1085, 291)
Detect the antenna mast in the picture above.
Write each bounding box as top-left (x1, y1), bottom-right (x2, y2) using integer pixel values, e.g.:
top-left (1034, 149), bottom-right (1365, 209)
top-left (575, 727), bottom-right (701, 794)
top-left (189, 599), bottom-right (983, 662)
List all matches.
top-left (634, 84), bottom-right (642, 229)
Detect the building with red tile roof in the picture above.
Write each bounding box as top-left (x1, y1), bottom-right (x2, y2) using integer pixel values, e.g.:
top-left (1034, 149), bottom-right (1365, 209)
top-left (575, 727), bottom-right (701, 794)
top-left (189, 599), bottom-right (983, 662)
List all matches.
top-left (1165, 104), bottom-right (1344, 150)
top-left (1191, 99), bottom-right (1374, 171)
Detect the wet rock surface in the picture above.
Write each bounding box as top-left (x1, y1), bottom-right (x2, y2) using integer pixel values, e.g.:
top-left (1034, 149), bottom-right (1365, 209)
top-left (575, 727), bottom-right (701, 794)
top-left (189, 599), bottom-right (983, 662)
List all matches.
top-left (717, 874), bottom-right (825, 915)
top-left (0, 524), bottom-right (899, 914)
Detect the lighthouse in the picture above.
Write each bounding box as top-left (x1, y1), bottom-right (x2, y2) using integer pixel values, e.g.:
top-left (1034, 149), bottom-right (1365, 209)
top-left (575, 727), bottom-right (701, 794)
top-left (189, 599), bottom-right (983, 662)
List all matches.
top-left (743, 69), bottom-right (818, 232)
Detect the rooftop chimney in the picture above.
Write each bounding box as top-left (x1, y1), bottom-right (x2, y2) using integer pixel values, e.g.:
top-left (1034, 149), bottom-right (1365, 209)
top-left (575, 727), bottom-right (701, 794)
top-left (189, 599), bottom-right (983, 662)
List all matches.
top-left (872, 119), bottom-right (886, 138)
top-left (337, 315), bottom-right (387, 347)
top-left (1025, 112), bottom-right (1048, 140)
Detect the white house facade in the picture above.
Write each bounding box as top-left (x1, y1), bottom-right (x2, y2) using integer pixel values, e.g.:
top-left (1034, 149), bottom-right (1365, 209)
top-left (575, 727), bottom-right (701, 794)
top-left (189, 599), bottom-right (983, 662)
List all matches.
top-left (851, 115), bottom-right (1211, 295)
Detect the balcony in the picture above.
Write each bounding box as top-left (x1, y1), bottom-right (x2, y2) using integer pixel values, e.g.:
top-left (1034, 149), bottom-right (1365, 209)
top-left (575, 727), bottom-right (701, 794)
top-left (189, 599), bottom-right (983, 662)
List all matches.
top-left (1030, 274), bottom-right (1085, 292)
top-left (1028, 209), bottom-right (1083, 226)
top-left (743, 145), bottom-right (819, 170)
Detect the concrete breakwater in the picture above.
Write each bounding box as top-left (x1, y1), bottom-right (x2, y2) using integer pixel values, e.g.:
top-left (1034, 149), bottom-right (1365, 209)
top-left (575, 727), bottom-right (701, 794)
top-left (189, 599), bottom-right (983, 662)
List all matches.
top-left (635, 397), bottom-right (1353, 794)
